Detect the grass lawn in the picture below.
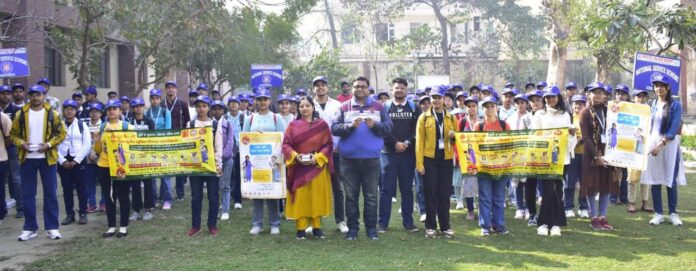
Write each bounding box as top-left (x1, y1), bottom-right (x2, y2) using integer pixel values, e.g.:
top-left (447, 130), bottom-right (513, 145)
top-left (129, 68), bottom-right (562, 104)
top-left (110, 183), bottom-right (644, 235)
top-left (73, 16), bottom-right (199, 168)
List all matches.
top-left (26, 175), bottom-right (696, 271)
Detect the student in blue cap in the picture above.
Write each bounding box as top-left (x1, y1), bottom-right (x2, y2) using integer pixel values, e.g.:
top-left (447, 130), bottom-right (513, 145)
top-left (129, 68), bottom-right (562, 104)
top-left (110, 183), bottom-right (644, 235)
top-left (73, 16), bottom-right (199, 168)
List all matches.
top-left (625, 89), bottom-right (652, 214)
top-left (78, 86), bottom-right (101, 122)
top-left (84, 102), bottom-right (105, 213)
top-left (127, 98), bottom-right (156, 222)
top-left (11, 83), bottom-right (27, 107)
top-left (36, 78), bottom-right (60, 111)
top-left (57, 99), bottom-right (91, 226)
top-left (225, 96), bottom-right (244, 210)
top-left (120, 96), bottom-right (132, 121)
top-left (145, 89), bottom-right (174, 209)
top-left (507, 94), bottom-right (532, 221)
top-left (11, 85), bottom-right (66, 241)
top-left (566, 94), bottom-right (589, 219)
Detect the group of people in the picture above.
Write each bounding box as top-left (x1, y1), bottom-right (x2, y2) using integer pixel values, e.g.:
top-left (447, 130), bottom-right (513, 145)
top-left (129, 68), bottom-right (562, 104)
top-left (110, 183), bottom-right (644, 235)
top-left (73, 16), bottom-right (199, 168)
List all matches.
top-left (0, 73), bottom-right (686, 242)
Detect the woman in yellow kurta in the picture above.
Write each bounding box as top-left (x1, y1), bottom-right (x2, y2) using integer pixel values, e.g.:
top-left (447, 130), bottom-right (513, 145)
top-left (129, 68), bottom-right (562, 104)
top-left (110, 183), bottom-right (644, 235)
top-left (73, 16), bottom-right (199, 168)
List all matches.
top-left (282, 97), bottom-right (334, 240)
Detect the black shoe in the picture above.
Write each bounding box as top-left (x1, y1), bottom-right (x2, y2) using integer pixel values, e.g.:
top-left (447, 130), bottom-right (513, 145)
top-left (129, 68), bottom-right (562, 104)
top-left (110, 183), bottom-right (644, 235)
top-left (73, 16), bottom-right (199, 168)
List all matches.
top-left (527, 214), bottom-right (538, 227)
top-left (296, 230), bottom-right (306, 240)
top-left (102, 232), bottom-right (115, 238)
top-left (366, 230), bottom-right (379, 240)
top-left (312, 228), bottom-right (325, 239)
top-left (116, 232), bottom-right (128, 238)
top-left (175, 196), bottom-right (184, 201)
top-left (61, 215), bottom-right (75, 225)
top-left (15, 211), bottom-right (24, 219)
top-left (377, 224), bottom-right (387, 234)
top-left (78, 214), bottom-right (88, 225)
top-left (345, 230), bottom-right (358, 240)
top-left (404, 224), bottom-right (419, 232)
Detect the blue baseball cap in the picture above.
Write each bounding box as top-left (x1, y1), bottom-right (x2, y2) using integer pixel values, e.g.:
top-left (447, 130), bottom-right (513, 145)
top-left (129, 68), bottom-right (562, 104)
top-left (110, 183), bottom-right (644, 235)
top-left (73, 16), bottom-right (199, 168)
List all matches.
top-left (604, 85), bottom-right (613, 95)
top-left (615, 84), bottom-right (630, 94)
top-left (514, 94), bottom-right (528, 103)
top-left (415, 89), bottom-right (426, 95)
top-left (377, 91), bottom-right (390, 99)
top-left (227, 96), bottom-right (240, 104)
top-left (505, 82), bottom-right (514, 88)
top-left (587, 82), bottom-right (605, 92)
top-left (451, 84), bottom-right (463, 90)
top-left (501, 87), bottom-right (515, 96)
top-left (131, 98), bottom-right (145, 107)
top-left (36, 77), bottom-right (51, 86)
top-left (536, 81), bottom-right (548, 88)
top-left (469, 84), bottom-right (481, 91)
top-left (28, 85), bottom-right (46, 94)
top-left (255, 88), bottom-right (272, 99)
top-left (424, 86), bottom-right (432, 91)
top-left (511, 88), bottom-right (520, 95)
top-left (312, 76), bottom-right (328, 86)
top-left (418, 95), bottom-right (431, 103)
top-left (211, 90), bottom-right (220, 95)
top-left (632, 89), bottom-right (649, 96)
top-left (104, 99), bottom-right (122, 109)
top-left (120, 96), bottom-right (130, 102)
top-left (565, 81), bottom-right (578, 89)
top-left (481, 96), bottom-right (498, 106)
top-left (194, 95), bottom-right (212, 105)
top-left (149, 88), bottom-right (162, 97)
top-left (62, 99), bottom-right (79, 109)
top-left (525, 82), bottom-right (535, 88)
top-left (431, 85), bottom-right (448, 97)
top-left (188, 89), bottom-right (199, 97)
top-left (72, 92), bottom-right (83, 98)
top-left (571, 94), bottom-right (587, 103)
top-left (12, 83), bottom-right (25, 91)
top-left (164, 80), bottom-right (177, 88)
top-left (83, 85), bottom-right (97, 95)
top-left (455, 91), bottom-right (468, 99)
top-left (651, 74), bottom-right (669, 86)
top-left (197, 83), bottom-right (209, 91)
top-left (238, 94), bottom-right (249, 102)
top-left (295, 88), bottom-right (307, 95)
top-left (406, 94), bottom-right (417, 101)
top-left (526, 90), bottom-right (544, 99)
top-left (89, 102), bottom-right (104, 112)
top-left (464, 96), bottom-right (479, 106)
top-left (0, 85), bottom-right (11, 93)
top-left (368, 86), bottom-right (375, 92)
top-left (211, 100), bottom-right (225, 109)
top-left (277, 94), bottom-right (293, 103)
top-left (543, 86), bottom-right (561, 97)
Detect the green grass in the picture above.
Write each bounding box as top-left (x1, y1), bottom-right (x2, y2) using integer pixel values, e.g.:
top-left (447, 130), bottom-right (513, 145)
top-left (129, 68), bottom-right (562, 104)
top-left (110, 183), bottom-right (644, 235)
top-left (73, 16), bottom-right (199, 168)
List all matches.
top-left (26, 176), bottom-right (696, 271)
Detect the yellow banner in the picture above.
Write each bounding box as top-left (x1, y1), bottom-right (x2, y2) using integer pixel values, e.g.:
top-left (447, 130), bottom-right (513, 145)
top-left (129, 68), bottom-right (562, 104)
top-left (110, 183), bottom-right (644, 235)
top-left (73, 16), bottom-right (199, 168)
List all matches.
top-left (455, 128), bottom-right (568, 179)
top-left (104, 128), bottom-right (216, 180)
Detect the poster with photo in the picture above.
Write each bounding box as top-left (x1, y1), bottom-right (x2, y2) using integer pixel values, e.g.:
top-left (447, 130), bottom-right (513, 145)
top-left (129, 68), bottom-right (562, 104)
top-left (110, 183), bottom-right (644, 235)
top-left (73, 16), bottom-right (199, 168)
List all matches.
top-left (604, 101), bottom-right (651, 170)
top-left (239, 132), bottom-right (286, 199)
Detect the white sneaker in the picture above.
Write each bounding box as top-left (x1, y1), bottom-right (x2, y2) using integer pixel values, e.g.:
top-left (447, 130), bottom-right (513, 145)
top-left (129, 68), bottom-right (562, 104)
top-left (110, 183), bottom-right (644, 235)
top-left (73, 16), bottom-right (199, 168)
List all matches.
top-left (391, 197), bottom-right (397, 203)
top-left (18, 230), bottom-right (37, 241)
top-left (565, 210), bottom-right (576, 218)
top-left (6, 198), bottom-right (16, 209)
top-left (537, 225), bottom-right (549, 236)
top-left (142, 211), bottom-right (154, 221)
top-left (550, 226), bottom-right (561, 236)
top-left (524, 210), bottom-right (530, 220)
top-left (270, 226), bottom-right (280, 235)
top-left (578, 210), bottom-right (589, 218)
top-left (234, 203), bottom-right (242, 209)
top-left (514, 209), bottom-right (525, 220)
top-left (649, 213), bottom-right (664, 225)
top-left (337, 222), bottom-right (349, 233)
top-left (455, 202), bottom-right (464, 210)
top-left (221, 213), bottom-right (229, 221)
top-left (249, 226), bottom-right (263, 235)
top-left (305, 226), bottom-right (313, 234)
top-left (129, 211), bottom-right (140, 221)
top-left (669, 213), bottom-right (683, 226)
top-left (46, 229), bottom-right (62, 240)
top-left (398, 207), bottom-right (402, 214)
top-left (420, 214), bottom-right (426, 222)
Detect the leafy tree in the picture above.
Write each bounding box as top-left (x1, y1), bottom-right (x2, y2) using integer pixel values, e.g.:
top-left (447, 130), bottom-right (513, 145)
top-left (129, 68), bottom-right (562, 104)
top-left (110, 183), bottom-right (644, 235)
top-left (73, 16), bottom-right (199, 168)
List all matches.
top-left (284, 47), bottom-right (351, 97)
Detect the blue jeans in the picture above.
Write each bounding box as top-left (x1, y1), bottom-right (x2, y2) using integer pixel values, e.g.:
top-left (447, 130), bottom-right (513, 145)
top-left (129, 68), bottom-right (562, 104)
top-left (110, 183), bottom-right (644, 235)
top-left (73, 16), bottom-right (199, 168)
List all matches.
top-left (378, 152), bottom-right (415, 228)
top-left (514, 179), bottom-right (526, 210)
top-left (5, 145), bottom-right (23, 212)
top-left (219, 158), bottom-right (234, 213)
top-left (58, 163), bottom-right (88, 216)
top-left (21, 159), bottom-right (60, 231)
top-left (564, 155), bottom-right (588, 211)
top-left (414, 168), bottom-right (426, 213)
top-left (252, 199), bottom-right (280, 228)
top-left (341, 157), bottom-right (380, 233)
top-left (191, 175), bottom-right (219, 228)
top-left (652, 153), bottom-right (680, 215)
top-left (156, 177), bottom-right (173, 202)
top-left (84, 163), bottom-right (103, 207)
top-left (0, 161), bottom-right (7, 219)
top-left (478, 176), bottom-right (507, 231)
top-left (175, 176), bottom-right (187, 199)
top-left (587, 193), bottom-right (610, 217)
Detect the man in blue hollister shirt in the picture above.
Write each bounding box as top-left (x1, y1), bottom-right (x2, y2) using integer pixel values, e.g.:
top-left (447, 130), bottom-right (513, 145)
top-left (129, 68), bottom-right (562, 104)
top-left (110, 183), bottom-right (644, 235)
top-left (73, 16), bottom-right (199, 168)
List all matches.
top-left (332, 76), bottom-right (393, 241)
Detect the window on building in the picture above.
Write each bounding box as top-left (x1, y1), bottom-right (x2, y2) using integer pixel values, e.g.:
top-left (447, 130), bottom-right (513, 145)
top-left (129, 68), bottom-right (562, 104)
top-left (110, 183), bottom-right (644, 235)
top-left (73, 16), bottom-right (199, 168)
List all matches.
top-left (388, 23), bottom-right (395, 41)
top-left (463, 22), bottom-right (469, 43)
top-left (473, 16), bottom-right (481, 31)
top-left (410, 23), bottom-right (423, 34)
top-left (43, 46), bottom-right (64, 86)
top-left (341, 23), bottom-right (358, 44)
top-left (450, 23), bottom-right (465, 44)
top-left (93, 48), bottom-right (110, 88)
top-left (375, 23), bottom-right (395, 42)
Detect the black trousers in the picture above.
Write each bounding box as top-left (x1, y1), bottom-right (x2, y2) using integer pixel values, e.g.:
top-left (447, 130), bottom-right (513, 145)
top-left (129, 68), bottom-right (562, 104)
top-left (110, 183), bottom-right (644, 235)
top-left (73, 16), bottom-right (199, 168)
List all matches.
top-left (537, 179), bottom-right (567, 227)
top-left (423, 158), bottom-right (453, 231)
top-left (98, 167), bottom-right (130, 228)
top-left (131, 179), bottom-right (155, 212)
top-left (525, 178), bottom-right (538, 215)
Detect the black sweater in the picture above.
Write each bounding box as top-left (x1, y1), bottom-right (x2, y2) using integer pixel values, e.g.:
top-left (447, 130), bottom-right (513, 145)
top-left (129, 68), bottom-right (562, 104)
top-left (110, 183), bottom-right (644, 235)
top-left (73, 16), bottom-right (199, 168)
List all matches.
top-left (382, 100), bottom-right (421, 154)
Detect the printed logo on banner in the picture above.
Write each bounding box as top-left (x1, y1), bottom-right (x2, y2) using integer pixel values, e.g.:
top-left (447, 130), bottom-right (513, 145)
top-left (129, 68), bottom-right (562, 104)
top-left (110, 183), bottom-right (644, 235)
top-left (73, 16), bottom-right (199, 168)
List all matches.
top-left (633, 52), bottom-right (680, 96)
top-left (250, 64), bottom-right (283, 89)
top-left (0, 47), bottom-right (30, 78)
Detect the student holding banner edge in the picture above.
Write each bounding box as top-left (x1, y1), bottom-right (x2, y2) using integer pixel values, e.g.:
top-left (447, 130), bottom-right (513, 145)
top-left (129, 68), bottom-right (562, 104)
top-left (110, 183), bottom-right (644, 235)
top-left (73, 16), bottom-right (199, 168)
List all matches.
top-left (93, 99), bottom-right (134, 238)
top-left (146, 89), bottom-right (174, 210)
top-left (531, 86), bottom-right (577, 237)
top-left (128, 98), bottom-right (156, 221)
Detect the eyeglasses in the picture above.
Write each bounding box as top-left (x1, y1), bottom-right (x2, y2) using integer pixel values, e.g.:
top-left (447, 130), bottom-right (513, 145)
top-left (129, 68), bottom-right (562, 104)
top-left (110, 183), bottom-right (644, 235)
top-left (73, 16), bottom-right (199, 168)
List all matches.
top-left (353, 85), bottom-right (367, 89)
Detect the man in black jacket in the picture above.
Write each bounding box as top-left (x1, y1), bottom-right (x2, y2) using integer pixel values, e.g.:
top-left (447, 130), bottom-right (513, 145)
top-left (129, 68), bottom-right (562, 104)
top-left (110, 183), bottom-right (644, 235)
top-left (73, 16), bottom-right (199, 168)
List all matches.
top-left (378, 78), bottom-right (422, 234)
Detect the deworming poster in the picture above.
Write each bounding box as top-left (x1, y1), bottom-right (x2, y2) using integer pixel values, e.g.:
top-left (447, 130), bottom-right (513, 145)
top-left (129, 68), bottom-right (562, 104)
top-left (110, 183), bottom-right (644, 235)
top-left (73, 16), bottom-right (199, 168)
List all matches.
top-left (104, 128), bottom-right (216, 180)
top-left (239, 132), bottom-right (286, 199)
top-left (454, 128), bottom-right (568, 179)
top-left (604, 101), bottom-right (651, 170)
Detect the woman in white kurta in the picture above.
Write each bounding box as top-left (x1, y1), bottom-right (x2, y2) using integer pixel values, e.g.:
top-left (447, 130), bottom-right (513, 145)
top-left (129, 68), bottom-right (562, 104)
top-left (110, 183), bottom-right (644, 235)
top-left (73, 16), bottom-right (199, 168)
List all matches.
top-left (641, 75), bottom-right (686, 226)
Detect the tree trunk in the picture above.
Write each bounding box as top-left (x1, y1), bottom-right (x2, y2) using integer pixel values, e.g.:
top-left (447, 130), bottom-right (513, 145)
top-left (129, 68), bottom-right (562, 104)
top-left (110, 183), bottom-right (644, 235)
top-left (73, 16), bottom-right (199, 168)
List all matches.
top-left (324, 0), bottom-right (338, 49)
top-left (546, 42), bottom-right (567, 87)
top-left (595, 55), bottom-right (610, 82)
top-left (77, 12), bottom-right (93, 89)
top-left (431, 2), bottom-right (450, 75)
